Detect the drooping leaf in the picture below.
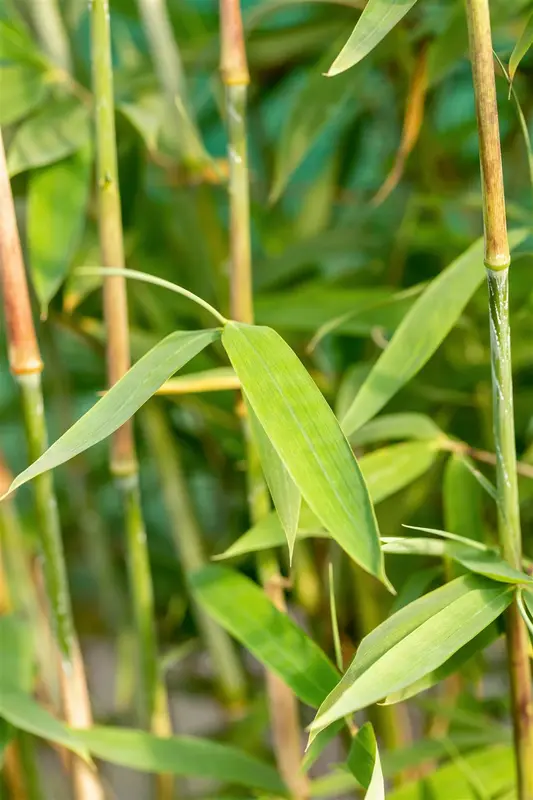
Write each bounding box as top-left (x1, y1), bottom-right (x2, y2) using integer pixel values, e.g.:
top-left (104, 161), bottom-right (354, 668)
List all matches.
top-left (347, 722), bottom-right (385, 800)
top-left (0, 689), bottom-right (89, 762)
top-left (76, 727), bottom-right (286, 795)
top-left (27, 145), bottom-right (92, 313)
top-left (327, 0), bottom-right (421, 77)
top-left (247, 399), bottom-right (301, 562)
top-left (221, 322), bottom-right (388, 587)
top-left (7, 98), bottom-right (91, 177)
top-left (0, 64), bottom-right (46, 126)
top-left (341, 230), bottom-right (528, 434)
top-left (191, 564), bottom-right (339, 708)
top-left (349, 413), bottom-right (441, 447)
top-left (5, 330), bottom-right (220, 496)
top-left (509, 12), bottom-right (533, 82)
top-left (309, 575), bottom-right (513, 736)
top-left (270, 49), bottom-right (356, 201)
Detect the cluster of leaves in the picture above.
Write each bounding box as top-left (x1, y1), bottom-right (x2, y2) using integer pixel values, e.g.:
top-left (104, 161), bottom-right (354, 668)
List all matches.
top-left (1, 0), bottom-right (533, 798)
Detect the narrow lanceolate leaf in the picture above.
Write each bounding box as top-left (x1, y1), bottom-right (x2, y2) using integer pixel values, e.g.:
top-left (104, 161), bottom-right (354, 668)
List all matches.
top-left (247, 399), bottom-right (301, 562)
top-left (222, 322), bottom-right (387, 587)
top-left (349, 412), bottom-right (441, 447)
top-left (509, 12), bottom-right (533, 82)
top-left (0, 689), bottom-right (89, 762)
top-left (4, 330), bottom-right (219, 496)
top-left (28, 146), bottom-right (92, 313)
top-left (191, 565), bottom-right (339, 708)
top-left (7, 98), bottom-right (91, 177)
top-left (76, 727), bottom-right (285, 795)
top-left (309, 575), bottom-right (513, 736)
top-left (341, 230), bottom-right (528, 435)
top-left (327, 0), bottom-right (421, 77)
top-left (347, 723), bottom-right (385, 800)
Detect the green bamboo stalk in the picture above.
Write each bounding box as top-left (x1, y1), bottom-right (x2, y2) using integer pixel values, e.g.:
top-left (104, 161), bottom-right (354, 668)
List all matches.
top-left (219, 3), bottom-right (308, 795)
top-left (0, 131), bottom-right (103, 800)
top-left (465, 1), bottom-right (533, 796)
top-left (90, 0), bottom-right (172, 773)
top-left (142, 403), bottom-right (247, 707)
top-left (135, 0), bottom-right (209, 172)
top-left (24, 0), bottom-right (72, 73)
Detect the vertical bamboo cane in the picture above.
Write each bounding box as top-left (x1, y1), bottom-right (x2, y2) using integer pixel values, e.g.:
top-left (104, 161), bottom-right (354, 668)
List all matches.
top-left (0, 132), bottom-right (102, 800)
top-left (465, 2), bottom-right (533, 796)
top-left (219, 3), bottom-right (308, 796)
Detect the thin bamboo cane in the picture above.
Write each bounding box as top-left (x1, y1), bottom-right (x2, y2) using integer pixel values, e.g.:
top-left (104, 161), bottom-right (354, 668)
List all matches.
top-left (219, 4), bottom-right (308, 793)
top-left (0, 132), bottom-right (103, 800)
top-left (89, 7), bottom-right (173, 795)
top-left (465, 1), bottom-right (533, 796)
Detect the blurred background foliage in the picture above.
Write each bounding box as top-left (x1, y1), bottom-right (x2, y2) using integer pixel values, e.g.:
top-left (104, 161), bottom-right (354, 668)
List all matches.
top-left (0, 0), bottom-right (532, 795)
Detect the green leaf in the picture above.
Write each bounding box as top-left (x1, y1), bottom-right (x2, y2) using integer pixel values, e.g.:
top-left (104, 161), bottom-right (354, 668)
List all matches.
top-left (327, 0), bottom-right (421, 77)
top-left (27, 146), bottom-right (92, 313)
top-left (387, 745), bottom-right (514, 800)
top-left (247, 399), bottom-right (301, 563)
top-left (0, 20), bottom-right (45, 65)
top-left (119, 94), bottom-right (166, 153)
top-left (76, 726), bottom-right (286, 795)
top-left (383, 623), bottom-right (499, 704)
top-left (222, 322), bottom-right (388, 587)
top-left (349, 413), bottom-right (442, 447)
top-left (347, 723), bottom-right (385, 799)
top-left (5, 330), bottom-right (220, 496)
top-left (341, 230), bottom-right (529, 434)
top-left (309, 575), bottom-right (513, 736)
top-left (7, 98), bottom-right (90, 177)
top-left (270, 49), bottom-right (356, 201)
top-left (0, 616), bottom-right (34, 693)
top-left (191, 564), bottom-right (339, 707)
top-left (0, 689), bottom-right (89, 762)
top-left (509, 12), bottom-right (533, 81)
top-left (0, 65), bottom-right (46, 126)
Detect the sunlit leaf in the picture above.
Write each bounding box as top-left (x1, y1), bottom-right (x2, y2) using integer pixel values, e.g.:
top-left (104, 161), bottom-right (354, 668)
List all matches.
top-left (191, 564), bottom-right (339, 707)
top-left (76, 726), bottom-right (285, 794)
top-left (0, 64), bottom-right (46, 126)
top-left (247, 399), bottom-right (301, 562)
top-left (222, 322), bottom-right (388, 587)
top-left (310, 576), bottom-right (513, 736)
top-left (341, 230), bottom-right (528, 434)
top-left (7, 98), bottom-right (91, 176)
top-left (509, 12), bottom-right (533, 81)
top-left (5, 330), bottom-right (220, 496)
top-left (349, 413), bottom-right (441, 447)
top-left (327, 0), bottom-right (421, 77)
top-left (27, 145), bottom-right (92, 313)
top-left (347, 722), bottom-right (385, 800)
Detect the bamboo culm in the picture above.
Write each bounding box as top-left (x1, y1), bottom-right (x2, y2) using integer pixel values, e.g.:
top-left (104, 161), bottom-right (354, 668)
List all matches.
top-left (465, 0), bottom-right (533, 796)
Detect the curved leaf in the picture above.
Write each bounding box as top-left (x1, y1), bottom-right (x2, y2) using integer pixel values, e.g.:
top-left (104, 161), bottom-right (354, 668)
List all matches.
top-left (509, 12), bottom-right (533, 81)
top-left (349, 412), bottom-right (441, 447)
top-left (347, 722), bottom-right (385, 800)
top-left (4, 330), bottom-right (220, 496)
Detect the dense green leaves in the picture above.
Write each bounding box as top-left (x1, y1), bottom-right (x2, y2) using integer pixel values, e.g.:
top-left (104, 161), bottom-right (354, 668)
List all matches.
top-left (7, 98), bottom-right (91, 176)
top-left (341, 231), bottom-right (528, 434)
top-left (347, 723), bottom-right (385, 800)
top-left (5, 330), bottom-right (220, 495)
top-left (27, 146), bottom-right (92, 311)
top-left (310, 576), bottom-right (513, 736)
top-left (327, 0), bottom-right (421, 76)
top-left (191, 564), bottom-right (339, 707)
top-left (222, 322), bottom-right (388, 586)
top-left (0, 65), bottom-right (46, 125)
top-left (77, 727), bottom-right (286, 794)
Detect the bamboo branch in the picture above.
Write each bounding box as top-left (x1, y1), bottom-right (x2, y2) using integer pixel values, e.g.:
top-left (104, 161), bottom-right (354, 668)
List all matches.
top-left (90, 0), bottom-right (171, 746)
top-left (465, 2), bottom-right (533, 796)
top-left (0, 133), bottom-right (102, 800)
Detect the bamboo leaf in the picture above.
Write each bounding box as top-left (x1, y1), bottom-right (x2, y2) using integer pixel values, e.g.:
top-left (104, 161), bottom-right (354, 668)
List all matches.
top-left (4, 330), bottom-right (220, 496)
top-left (349, 413), bottom-right (442, 447)
top-left (309, 575), bottom-right (513, 736)
top-left (7, 98), bottom-right (91, 176)
top-left (247, 399), bottom-right (301, 563)
top-left (222, 322), bottom-right (388, 587)
top-left (27, 145), bottom-right (92, 313)
top-left (0, 64), bottom-right (46, 126)
top-left (0, 689), bottom-right (89, 762)
top-left (341, 230), bottom-right (528, 434)
top-left (327, 0), bottom-right (421, 77)
top-left (76, 727), bottom-right (286, 794)
top-left (0, 617), bottom-right (34, 694)
top-left (347, 722), bottom-right (385, 800)
top-left (191, 564), bottom-right (339, 708)
top-left (509, 12), bottom-right (533, 81)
